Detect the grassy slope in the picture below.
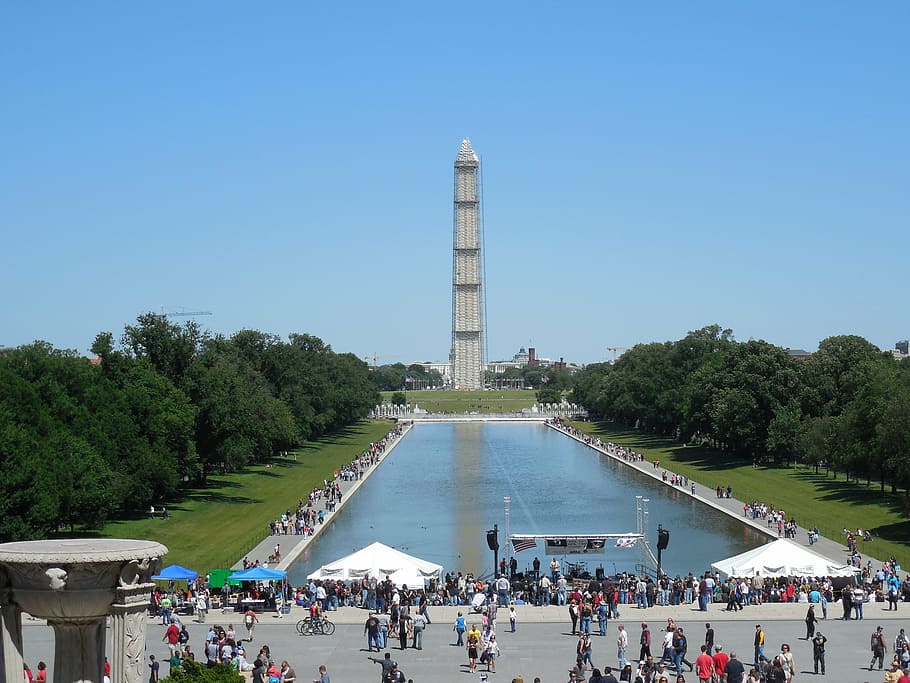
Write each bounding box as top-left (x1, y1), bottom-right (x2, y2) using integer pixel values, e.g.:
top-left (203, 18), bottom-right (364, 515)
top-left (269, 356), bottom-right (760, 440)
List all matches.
top-left (569, 420), bottom-right (910, 568)
top-left (380, 389), bottom-right (536, 413)
top-left (97, 420), bottom-right (393, 570)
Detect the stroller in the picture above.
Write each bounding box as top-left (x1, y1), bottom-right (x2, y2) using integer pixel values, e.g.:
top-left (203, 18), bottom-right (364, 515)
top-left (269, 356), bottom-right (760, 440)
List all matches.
top-left (471, 592), bottom-right (487, 613)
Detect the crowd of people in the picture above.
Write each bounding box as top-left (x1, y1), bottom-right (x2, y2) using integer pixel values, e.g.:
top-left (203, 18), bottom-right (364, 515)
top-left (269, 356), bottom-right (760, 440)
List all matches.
top-left (263, 424), bottom-right (407, 546)
top-left (151, 606), bottom-right (332, 683)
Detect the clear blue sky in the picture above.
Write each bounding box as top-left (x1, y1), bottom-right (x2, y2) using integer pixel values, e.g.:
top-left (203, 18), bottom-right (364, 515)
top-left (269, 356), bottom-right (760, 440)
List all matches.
top-left (2, 2), bottom-right (907, 364)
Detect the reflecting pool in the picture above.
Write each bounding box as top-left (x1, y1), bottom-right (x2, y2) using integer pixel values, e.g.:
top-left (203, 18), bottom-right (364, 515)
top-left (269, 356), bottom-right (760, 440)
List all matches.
top-left (287, 422), bottom-right (766, 584)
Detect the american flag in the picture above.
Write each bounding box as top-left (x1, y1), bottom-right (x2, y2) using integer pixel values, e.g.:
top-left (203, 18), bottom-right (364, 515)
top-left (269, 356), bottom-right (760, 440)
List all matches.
top-left (511, 538), bottom-right (537, 553)
top-left (615, 537), bottom-right (638, 549)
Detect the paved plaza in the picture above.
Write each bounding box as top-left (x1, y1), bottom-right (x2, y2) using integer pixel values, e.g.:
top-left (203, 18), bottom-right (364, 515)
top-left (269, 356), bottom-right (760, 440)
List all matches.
top-left (20, 602), bottom-right (910, 683)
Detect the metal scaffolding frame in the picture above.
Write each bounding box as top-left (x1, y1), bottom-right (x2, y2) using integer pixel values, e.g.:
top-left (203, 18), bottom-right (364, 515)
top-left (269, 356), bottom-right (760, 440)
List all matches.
top-left (450, 138), bottom-right (486, 390)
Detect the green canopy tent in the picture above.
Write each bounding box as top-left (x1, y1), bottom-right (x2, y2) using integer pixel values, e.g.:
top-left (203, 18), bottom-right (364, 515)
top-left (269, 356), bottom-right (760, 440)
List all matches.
top-left (208, 568), bottom-right (242, 590)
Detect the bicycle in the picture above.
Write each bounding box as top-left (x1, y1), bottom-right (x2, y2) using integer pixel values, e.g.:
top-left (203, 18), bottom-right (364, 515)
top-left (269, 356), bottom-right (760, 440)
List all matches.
top-left (296, 616), bottom-right (335, 636)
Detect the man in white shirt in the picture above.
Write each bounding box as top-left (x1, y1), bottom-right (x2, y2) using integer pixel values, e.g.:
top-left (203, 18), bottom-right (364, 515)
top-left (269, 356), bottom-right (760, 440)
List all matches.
top-left (557, 575), bottom-right (568, 606)
top-left (539, 574), bottom-right (552, 606)
top-left (496, 575), bottom-right (511, 606)
top-left (617, 623), bottom-right (629, 669)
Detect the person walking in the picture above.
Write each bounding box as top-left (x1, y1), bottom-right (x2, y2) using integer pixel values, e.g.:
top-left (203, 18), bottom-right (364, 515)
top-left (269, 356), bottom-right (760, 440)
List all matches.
top-left (672, 628), bottom-right (690, 676)
top-left (577, 632), bottom-right (595, 671)
top-left (453, 612), bottom-right (466, 646)
top-left (411, 611), bottom-right (426, 650)
top-left (778, 644), bottom-right (795, 682)
top-left (466, 627), bottom-right (480, 673)
top-left (397, 612), bottom-right (410, 650)
top-left (315, 665), bottom-right (330, 683)
top-left (244, 608), bottom-right (259, 642)
top-left (617, 624), bottom-right (629, 669)
top-left (639, 622), bottom-right (651, 661)
top-left (753, 625), bottom-right (766, 667)
top-left (694, 645), bottom-right (713, 683)
top-left (364, 614), bottom-right (382, 652)
top-left (805, 604), bottom-right (817, 639)
top-left (872, 626), bottom-right (888, 671)
top-left (569, 600), bottom-right (580, 635)
top-left (486, 635), bottom-right (500, 673)
top-left (811, 631), bottom-right (827, 675)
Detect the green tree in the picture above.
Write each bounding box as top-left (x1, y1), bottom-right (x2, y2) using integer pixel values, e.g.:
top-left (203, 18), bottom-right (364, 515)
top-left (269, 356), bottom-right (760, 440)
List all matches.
top-left (164, 659), bottom-right (243, 683)
top-left (390, 392), bottom-right (407, 406)
top-left (122, 313), bottom-right (206, 385)
top-left (184, 351), bottom-right (295, 474)
top-left (536, 385), bottom-right (562, 404)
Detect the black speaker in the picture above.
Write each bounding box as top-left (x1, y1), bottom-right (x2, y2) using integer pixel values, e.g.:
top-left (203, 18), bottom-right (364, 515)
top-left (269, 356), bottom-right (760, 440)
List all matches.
top-left (657, 529), bottom-right (670, 551)
top-left (486, 529), bottom-right (499, 551)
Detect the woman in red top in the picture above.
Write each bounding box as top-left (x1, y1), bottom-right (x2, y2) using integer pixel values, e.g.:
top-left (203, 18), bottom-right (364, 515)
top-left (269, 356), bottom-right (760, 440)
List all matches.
top-left (34, 662), bottom-right (47, 683)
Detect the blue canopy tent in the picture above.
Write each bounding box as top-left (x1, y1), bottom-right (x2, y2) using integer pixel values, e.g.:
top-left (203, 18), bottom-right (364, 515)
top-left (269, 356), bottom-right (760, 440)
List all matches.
top-left (227, 566), bottom-right (287, 582)
top-left (227, 566), bottom-right (289, 614)
top-left (151, 564), bottom-right (199, 581)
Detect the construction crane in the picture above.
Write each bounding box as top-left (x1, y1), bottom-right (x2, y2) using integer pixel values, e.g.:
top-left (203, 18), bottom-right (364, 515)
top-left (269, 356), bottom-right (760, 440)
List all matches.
top-left (156, 307), bottom-right (213, 319)
top-left (607, 346), bottom-right (629, 361)
top-left (363, 353), bottom-right (403, 368)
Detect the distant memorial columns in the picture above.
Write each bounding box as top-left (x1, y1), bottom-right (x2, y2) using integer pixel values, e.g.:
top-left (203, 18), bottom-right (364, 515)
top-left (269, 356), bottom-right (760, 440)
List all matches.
top-left (0, 539), bottom-right (166, 683)
top-left (370, 403), bottom-right (413, 419)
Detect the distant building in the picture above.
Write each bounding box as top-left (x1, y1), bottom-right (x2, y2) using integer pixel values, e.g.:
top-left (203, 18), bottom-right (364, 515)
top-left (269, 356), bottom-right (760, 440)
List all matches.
top-left (407, 361), bottom-right (451, 379)
top-left (896, 340), bottom-right (909, 356)
top-left (512, 347), bottom-right (530, 365)
top-left (786, 348), bottom-right (812, 361)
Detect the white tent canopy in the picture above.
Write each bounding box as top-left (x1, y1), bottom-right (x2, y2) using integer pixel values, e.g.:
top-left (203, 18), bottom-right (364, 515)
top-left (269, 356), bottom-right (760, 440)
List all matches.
top-left (307, 542), bottom-right (443, 588)
top-left (711, 538), bottom-right (857, 578)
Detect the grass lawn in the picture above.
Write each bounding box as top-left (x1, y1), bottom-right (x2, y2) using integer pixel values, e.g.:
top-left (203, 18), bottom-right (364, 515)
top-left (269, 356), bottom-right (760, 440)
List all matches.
top-left (95, 420), bottom-right (394, 571)
top-left (569, 420), bottom-right (910, 569)
top-left (381, 389), bottom-right (536, 413)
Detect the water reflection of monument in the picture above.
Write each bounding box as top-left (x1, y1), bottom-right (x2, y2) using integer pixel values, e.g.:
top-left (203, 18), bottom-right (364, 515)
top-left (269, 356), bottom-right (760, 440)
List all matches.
top-left (287, 423), bottom-right (767, 583)
top-left (452, 422), bottom-right (485, 572)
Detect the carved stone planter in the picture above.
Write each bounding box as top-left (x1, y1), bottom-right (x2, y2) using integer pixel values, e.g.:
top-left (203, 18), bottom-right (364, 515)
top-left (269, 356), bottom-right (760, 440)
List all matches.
top-left (0, 538), bottom-right (166, 683)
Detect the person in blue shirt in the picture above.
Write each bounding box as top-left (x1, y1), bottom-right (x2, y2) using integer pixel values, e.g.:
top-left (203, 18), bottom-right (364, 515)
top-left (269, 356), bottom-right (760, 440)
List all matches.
top-left (453, 611), bottom-right (466, 646)
top-left (888, 574), bottom-right (901, 610)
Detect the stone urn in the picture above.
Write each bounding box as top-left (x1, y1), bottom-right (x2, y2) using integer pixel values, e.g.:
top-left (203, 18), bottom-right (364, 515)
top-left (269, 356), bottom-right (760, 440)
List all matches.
top-left (0, 538), bottom-right (166, 683)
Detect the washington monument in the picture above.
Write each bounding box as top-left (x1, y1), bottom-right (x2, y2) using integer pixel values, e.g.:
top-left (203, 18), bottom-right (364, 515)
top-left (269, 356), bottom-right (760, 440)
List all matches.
top-left (449, 138), bottom-right (486, 390)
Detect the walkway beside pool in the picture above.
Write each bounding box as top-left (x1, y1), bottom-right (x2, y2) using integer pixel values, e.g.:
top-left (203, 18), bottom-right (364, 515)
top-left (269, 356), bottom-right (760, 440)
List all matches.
top-left (548, 421), bottom-right (883, 570)
top-left (233, 422), bottom-right (413, 571)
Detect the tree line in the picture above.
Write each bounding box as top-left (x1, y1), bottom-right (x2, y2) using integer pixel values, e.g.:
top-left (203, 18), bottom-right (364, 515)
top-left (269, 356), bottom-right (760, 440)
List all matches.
top-left (571, 325), bottom-right (910, 493)
top-left (0, 314), bottom-right (378, 540)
